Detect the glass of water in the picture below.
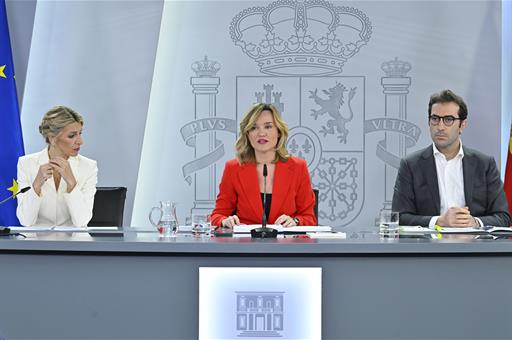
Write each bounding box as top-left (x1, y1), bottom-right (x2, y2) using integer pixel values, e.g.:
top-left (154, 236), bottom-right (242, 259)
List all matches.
top-left (191, 213), bottom-right (212, 237)
top-left (379, 210), bottom-right (399, 239)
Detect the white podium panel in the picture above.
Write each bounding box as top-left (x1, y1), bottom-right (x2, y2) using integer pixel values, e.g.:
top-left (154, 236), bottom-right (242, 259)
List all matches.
top-left (199, 267), bottom-right (321, 340)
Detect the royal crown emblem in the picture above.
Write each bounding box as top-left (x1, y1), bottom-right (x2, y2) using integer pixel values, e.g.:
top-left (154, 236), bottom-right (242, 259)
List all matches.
top-left (230, 0), bottom-right (372, 76)
top-left (381, 57), bottom-right (412, 77)
top-left (192, 56), bottom-right (221, 77)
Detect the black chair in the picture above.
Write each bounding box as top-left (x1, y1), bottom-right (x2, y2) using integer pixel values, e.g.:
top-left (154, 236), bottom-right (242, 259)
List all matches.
top-left (313, 188), bottom-right (319, 225)
top-left (88, 187), bottom-right (127, 227)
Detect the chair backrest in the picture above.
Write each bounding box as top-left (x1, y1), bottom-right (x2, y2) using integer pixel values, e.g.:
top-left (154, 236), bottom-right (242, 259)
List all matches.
top-left (313, 188), bottom-right (319, 225)
top-left (88, 187), bottom-right (127, 227)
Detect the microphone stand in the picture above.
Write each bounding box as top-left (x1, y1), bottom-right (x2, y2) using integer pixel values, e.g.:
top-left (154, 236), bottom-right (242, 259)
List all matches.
top-left (0, 194), bottom-right (17, 205)
top-left (251, 164), bottom-right (278, 238)
top-left (0, 186), bottom-right (31, 205)
top-left (0, 187), bottom-right (31, 236)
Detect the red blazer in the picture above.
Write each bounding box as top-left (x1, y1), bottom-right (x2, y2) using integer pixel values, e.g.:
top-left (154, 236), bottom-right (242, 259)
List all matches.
top-left (211, 156), bottom-right (317, 226)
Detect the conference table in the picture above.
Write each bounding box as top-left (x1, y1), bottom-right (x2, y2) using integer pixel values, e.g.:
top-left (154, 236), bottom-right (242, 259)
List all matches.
top-left (1, 227), bottom-right (512, 340)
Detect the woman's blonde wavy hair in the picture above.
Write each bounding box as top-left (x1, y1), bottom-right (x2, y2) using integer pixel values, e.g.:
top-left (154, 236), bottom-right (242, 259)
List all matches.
top-left (235, 103), bottom-right (289, 164)
top-left (39, 106), bottom-right (84, 144)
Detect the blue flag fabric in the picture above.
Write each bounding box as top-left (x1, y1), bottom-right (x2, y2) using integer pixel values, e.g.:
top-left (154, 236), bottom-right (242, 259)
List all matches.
top-left (0, 0), bottom-right (25, 226)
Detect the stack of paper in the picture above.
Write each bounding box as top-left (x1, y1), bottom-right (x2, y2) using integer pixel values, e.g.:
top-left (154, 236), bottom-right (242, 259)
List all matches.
top-left (9, 226), bottom-right (88, 232)
top-left (307, 232), bottom-right (346, 239)
top-left (233, 225), bottom-right (332, 233)
top-left (399, 225), bottom-right (512, 235)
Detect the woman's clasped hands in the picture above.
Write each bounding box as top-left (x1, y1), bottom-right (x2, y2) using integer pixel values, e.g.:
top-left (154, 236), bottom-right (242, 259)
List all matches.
top-left (33, 157), bottom-right (77, 195)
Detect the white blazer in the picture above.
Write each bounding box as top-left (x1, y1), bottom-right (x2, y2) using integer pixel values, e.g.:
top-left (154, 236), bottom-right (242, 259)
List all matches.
top-left (16, 149), bottom-right (98, 227)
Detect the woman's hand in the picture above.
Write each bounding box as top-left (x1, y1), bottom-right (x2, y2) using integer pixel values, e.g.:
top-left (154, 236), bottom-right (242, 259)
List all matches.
top-left (33, 163), bottom-right (54, 196)
top-left (275, 214), bottom-right (297, 227)
top-left (50, 157), bottom-right (77, 192)
top-left (221, 215), bottom-right (240, 228)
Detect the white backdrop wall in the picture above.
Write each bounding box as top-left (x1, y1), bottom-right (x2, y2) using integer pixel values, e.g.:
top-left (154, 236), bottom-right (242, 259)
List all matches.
top-left (7, 0), bottom-right (504, 230)
top-left (18, 0), bottom-right (164, 226)
top-left (133, 0), bottom-right (502, 231)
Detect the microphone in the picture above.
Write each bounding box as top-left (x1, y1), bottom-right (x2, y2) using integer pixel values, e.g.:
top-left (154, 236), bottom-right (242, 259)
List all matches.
top-left (0, 186), bottom-right (31, 205)
top-left (251, 164), bottom-right (277, 238)
top-left (262, 164), bottom-right (268, 228)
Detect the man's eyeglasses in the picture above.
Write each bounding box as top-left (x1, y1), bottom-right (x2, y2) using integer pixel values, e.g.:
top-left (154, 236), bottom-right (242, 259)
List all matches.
top-left (429, 115), bottom-right (463, 126)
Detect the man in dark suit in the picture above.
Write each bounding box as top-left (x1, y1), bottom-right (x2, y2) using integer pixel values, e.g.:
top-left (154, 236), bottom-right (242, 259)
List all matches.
top-left (392, 89), bottom-right (511, 227)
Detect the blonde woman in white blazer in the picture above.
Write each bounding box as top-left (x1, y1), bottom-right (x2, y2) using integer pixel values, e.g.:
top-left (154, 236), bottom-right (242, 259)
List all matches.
top-left (16, 106), bottom-right (97, 227)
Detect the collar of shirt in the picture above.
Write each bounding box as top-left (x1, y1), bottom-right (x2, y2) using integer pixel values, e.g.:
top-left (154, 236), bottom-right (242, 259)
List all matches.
top-left (432, 142), bottom-right (464, 161)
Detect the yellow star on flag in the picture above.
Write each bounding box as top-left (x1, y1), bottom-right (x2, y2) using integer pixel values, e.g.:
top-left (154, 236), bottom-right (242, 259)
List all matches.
top-left (7, 179), bottom-right (19, 195)
top-left (0, 64), bottom-right (6, 78)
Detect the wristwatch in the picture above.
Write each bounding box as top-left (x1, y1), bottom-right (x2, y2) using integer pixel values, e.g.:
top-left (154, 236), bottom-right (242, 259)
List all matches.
top-left (293, 217), bottom-right (300, 226)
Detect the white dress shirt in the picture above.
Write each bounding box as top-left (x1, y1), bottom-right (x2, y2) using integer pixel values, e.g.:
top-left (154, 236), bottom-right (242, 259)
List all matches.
top-left (16, 148), bottom-right (98, 227)
top-left (429, 143), bottom-right (482, 227)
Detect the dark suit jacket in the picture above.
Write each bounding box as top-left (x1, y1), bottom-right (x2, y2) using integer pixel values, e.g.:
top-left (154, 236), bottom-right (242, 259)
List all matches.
top-left (392, 145), bottom-right (511, 227)
top-left (211, 156), bottom-right (317, 226)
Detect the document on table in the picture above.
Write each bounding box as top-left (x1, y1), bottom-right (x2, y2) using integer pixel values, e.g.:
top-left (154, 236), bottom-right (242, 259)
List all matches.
top-left (87, 227), bottom-right (119, 231)
top-left (399, 226), bottom-right (433, 234)
top-left (233, 225), bottom-right (332, 233)
top-left (399, 226), bottom-right (512, 234)
top-left (9, 226), bottom-right (88, 232)
top-left (437, 226), bottom-right (512, 234)
top-left (436, 227), bottom-right (483, 233)
top-left (307, 232), bottom-right (346, 239)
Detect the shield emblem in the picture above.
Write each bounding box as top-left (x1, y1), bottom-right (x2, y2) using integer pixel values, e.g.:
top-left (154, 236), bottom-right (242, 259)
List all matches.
top-left (237, 76), bottom-right (365, 227)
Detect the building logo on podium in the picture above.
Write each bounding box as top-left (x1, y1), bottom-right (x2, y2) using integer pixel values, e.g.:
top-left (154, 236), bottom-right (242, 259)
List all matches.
top-left (236, 291), bottom-right (285, 337)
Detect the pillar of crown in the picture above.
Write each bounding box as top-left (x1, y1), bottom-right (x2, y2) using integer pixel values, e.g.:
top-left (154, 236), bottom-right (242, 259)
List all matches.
top-left (190, 56), bottom-right (221, 215)
top-left (380, 57), bottom-right (412, 209)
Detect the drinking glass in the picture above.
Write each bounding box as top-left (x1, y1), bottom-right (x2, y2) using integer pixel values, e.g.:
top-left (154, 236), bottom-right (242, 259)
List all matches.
top-left (191, 213), bottom-right (212, 237)
top-left (379, 210), bottom-right (399, 239)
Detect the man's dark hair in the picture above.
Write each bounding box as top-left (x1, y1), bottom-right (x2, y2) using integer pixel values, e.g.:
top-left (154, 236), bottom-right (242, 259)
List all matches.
top-left (428, 89), bottom-right (468, 122)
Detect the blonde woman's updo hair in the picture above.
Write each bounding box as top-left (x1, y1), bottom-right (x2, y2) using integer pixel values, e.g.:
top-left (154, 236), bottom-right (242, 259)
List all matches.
top-left (39, 106), bottom-right (84, 144)
top-left (235, 103), bottom-right (289, 164)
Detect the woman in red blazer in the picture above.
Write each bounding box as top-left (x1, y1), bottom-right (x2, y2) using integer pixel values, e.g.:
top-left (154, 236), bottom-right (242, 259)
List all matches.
top-left (211, 103), bottom-right (316, 227)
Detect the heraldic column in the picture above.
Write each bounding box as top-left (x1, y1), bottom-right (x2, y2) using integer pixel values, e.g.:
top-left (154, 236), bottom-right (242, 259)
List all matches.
top-left (381, 58), bottom-right (411, 209)
top-left (191, 56), bottom-right (220, 214)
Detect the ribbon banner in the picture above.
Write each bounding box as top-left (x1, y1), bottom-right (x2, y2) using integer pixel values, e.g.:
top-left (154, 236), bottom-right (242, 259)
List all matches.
top-left (181, 117), bottom-right (237, 184)
top-left (364, 118), bottom-right (421, 168)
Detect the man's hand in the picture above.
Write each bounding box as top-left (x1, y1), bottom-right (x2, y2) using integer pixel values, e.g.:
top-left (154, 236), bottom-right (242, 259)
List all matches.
top-left (437, 207), bottom-right (478, 228)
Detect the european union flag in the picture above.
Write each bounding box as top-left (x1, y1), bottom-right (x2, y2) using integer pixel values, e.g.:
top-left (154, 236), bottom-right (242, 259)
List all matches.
top-left (0, 0), bottom-right (24, 226)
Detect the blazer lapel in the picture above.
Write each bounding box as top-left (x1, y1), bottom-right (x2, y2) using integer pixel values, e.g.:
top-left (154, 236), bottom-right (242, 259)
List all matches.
top-left (462, 147), bottom-right (475, 208)
top-left (238, 163), bottom-right (262, 219)
top-left (63, 156), bottom-right (80, 193)
top-left (420, 146), bottom-right (441, 213)
top-left (269, 160), bottom-right (292, 222)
